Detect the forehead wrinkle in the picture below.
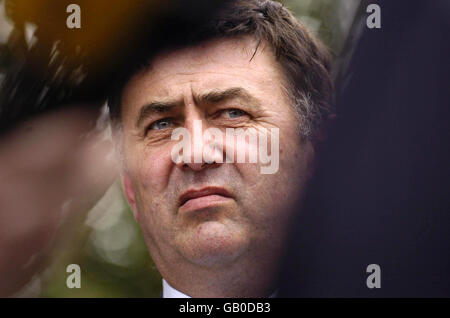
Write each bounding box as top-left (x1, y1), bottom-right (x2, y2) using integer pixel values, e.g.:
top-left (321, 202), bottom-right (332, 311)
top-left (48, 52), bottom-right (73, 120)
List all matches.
top-left (126, 37), bottom-right (283, 127)
top-left (198, 87), bottom-right (259, 104)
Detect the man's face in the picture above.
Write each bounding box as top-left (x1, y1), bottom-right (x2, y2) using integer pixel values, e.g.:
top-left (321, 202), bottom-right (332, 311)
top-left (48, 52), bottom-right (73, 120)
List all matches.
top-left (119, 36), bottom-right (315, 271)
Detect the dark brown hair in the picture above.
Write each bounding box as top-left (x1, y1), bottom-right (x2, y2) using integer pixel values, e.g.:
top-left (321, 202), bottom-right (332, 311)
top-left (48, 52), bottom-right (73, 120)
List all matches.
top-left (108, 0), bottom-right (334, 139)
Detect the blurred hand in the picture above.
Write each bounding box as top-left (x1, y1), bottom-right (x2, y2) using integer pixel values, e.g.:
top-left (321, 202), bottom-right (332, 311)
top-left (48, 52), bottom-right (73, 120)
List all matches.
top-left (0, 105), bottom-right (118, 297)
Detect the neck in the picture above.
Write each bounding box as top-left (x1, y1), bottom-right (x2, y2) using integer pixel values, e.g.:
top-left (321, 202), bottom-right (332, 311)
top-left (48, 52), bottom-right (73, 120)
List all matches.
top-left (157, 244), bottom-right (285, 298)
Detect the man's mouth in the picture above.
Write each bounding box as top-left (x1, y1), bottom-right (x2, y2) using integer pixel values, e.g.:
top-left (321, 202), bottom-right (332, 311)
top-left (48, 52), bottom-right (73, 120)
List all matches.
top-left (178, 186), bottom-right (233, 212)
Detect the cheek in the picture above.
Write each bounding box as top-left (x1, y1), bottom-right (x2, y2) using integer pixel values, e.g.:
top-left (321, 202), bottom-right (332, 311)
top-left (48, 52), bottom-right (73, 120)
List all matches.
top-left (256, 132), bottom-right (310, 203)
top-left (127, 143), bottom-right (174, 195)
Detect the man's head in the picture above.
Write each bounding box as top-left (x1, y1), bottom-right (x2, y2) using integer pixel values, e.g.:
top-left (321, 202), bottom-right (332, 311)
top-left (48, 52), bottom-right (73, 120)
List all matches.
top-left (108, 0), bottom-right (333, 297)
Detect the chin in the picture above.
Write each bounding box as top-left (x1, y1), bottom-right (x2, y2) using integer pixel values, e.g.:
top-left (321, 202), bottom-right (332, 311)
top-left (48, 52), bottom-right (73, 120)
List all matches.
top-left (177, 220), bottom-right (249, 267)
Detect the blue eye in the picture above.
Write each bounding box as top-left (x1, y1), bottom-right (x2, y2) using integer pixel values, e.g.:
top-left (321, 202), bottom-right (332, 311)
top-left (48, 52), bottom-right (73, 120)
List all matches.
top-left (226, 109), bottom-right (246, 118)
top-left (149, 118), bottom-right (172, 130)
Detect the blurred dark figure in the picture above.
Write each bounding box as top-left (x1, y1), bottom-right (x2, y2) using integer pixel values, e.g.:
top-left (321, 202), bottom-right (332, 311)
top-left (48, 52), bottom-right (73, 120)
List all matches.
top-left (0, 0), bottom-right (224, 130)
top-left (281, 0), bottom-right (450, 297)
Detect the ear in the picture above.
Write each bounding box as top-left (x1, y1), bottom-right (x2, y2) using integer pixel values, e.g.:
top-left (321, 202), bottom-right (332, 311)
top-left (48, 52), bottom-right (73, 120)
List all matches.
top-left (122, 172), bottom-right (139, 222)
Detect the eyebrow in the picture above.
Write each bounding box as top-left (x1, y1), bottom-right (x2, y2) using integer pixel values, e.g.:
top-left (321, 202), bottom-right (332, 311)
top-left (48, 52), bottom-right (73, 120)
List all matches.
top-left (135, 87), bottom-right (261, 129)
top-left (135, 101), bottom-right (178, 129)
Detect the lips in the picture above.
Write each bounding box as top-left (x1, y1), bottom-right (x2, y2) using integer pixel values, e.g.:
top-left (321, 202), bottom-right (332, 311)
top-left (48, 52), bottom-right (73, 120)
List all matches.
top-left (178, 186), bottom-right (233, 210)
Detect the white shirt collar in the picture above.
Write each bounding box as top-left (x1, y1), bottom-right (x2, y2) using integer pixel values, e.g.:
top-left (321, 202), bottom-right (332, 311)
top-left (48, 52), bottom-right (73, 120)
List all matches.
top-left (162, 279), bottom-right (191, 298)
top-left (162, 279), bottom-right (278, 298)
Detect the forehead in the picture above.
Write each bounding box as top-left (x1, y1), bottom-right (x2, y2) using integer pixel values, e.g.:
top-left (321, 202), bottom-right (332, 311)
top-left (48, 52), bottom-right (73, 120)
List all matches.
top-left (121, 36), bottom-right (287, 117)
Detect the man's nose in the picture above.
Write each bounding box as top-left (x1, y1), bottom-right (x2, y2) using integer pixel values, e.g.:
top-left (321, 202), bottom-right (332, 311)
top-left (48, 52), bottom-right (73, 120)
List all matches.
top-left (177, 116), bottom-right (224, 172)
